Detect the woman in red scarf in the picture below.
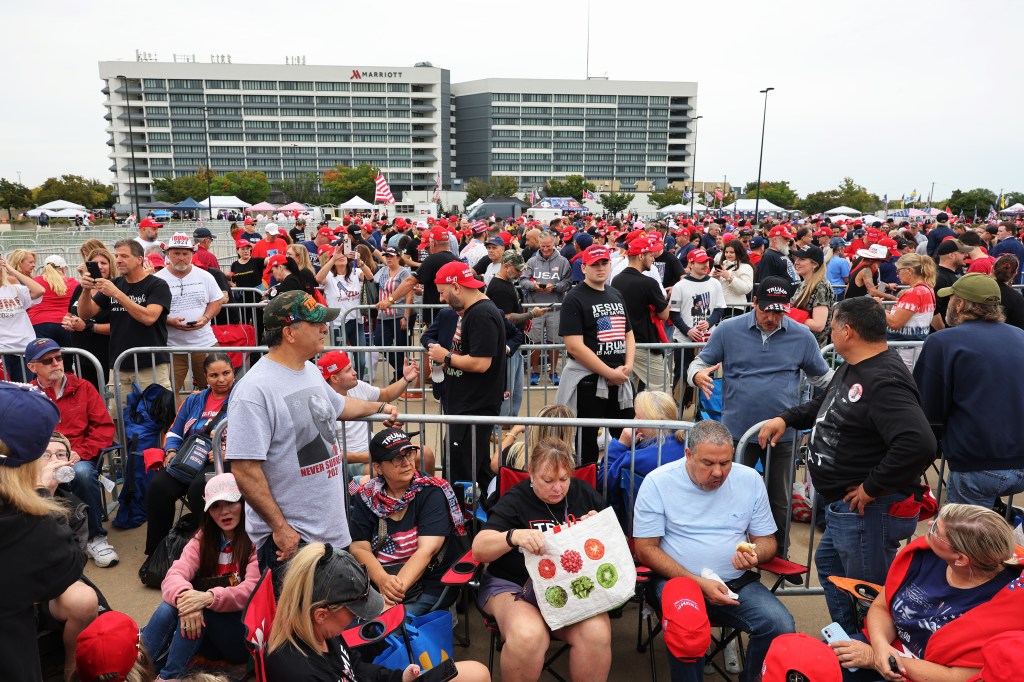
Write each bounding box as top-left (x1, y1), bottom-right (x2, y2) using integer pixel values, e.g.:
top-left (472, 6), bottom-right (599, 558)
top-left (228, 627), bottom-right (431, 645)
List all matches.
top-left (830, 503), bottom-right (1023, 681)
top-left (349, 428), bottom-right (464, 617)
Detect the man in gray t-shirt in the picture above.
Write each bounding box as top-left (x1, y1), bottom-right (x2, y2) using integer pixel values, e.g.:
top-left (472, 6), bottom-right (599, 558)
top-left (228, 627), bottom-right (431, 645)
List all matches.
top-left (226, 291), bottom-right (400, 570)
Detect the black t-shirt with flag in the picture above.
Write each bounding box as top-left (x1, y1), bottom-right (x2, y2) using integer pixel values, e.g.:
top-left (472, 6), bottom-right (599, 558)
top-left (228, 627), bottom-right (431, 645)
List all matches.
top-left (559, 282), bottom-right (631, 369)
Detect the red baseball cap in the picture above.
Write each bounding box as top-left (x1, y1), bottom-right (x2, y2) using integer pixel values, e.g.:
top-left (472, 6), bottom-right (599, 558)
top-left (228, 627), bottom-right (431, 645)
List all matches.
top-left (234, 239), bottom-right (253, 249)
top-left (75, 611), bottom-right (140, 682)
top-left (722, 232), bottom-right (736, 242)
top-left (878, 237), bottom-right (901, 257)
top-left (661, 578), bottom-right (710, 662)
top-left (561, 226), bottom-right (577, 241)
top-left (427, 226), bottom-right (450, 243)
top-left (768, 225), bottom-right (795, 240)
top-left (581, 244), bottom-right (612, 265)
top-left (316, 350), bottom-right (351, 379)
top-left (317, 227), bottom-right (334, 238)
top-left (139, 217), bottom-right (161, 228)
top-left (317, 244), bottom-right (335, 256)
top-left (814, 227), bottom-right (831, 237)
top-left (434, 261), bottom-right (484, 288)
top-left (471, 220), bottom-right (488, 235)
top-left (426, 216), bottom-right (436, 224)
top-left (628, 235), bottom-right (657, 256)
top-left (761, 633), bottom-right (841, 682)
top-left (266, 254), bottom-right (289, 269)
top-left (145, 253), bottom-right (165, 269)
top-left (687, 248), bottom-right (712, 264)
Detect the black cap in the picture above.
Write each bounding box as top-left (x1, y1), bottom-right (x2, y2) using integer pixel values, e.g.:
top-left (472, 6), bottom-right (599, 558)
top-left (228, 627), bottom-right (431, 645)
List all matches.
top-left (755, 276), bottom-right (793, 312)
top-left (193, 227), bottom-right (215, 239)
top-left (311, 545), bottom-right (385, 620)
top-left (936, 239), bottom-right (971, 257)
top-left (791, 245), bottom-right (824, 265)
top-left (937, 212), bottom-right (949, 222)
top-left (369, 428), bottom-right (420, 464)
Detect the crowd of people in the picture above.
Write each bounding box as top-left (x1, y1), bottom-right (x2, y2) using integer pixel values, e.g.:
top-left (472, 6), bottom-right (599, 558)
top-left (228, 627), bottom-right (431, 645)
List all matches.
top-left (1, 205), bottom-right (1023, 682)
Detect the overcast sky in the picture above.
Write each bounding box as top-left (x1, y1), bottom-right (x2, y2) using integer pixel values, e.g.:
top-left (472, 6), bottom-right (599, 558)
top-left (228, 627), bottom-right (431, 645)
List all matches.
top-left (4, 0), bottom-right (1021, 201)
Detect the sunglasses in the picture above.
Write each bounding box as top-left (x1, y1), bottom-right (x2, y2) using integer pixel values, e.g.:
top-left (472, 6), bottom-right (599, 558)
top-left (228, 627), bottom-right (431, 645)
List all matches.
top-left (32, 354), bottom-right (63, 366)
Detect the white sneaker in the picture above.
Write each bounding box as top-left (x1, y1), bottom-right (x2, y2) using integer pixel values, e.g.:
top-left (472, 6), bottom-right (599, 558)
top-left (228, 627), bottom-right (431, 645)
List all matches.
top-left (724, 635), bottom-right (742, 674)
top-left (86, 536), bottom-right (119, 568)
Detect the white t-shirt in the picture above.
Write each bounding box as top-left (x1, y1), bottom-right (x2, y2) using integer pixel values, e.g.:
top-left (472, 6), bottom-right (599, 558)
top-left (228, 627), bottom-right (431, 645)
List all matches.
top-left (134, 236), bottom-right (161, 252)
top-left (460, 239), bottom-right (487, 268)
top-left (0, 284), bottom-right (39, 348)
top-left (482, 260), bottom-right (502, 287)
top-left (323, 270), bottom-right (363, 327)
top-left (335, 381), bottom-right (381, 456)
top-left (154, 266), bottom-right (223, 346)
top-left (609, 257), bottom-right (661, 285)
top-left (669, 276), bottom-right (726, 343)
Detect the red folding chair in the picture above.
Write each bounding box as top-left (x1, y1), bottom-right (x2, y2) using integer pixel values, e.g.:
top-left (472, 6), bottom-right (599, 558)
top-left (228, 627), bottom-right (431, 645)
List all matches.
top-left (242, 568), bottom-right (277, 682)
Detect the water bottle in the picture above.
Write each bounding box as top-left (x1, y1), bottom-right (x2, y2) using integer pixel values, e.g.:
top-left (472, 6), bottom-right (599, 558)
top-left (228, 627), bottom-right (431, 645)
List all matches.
top-left (54, 465), bottom-right (76, 484)
top-left (431, 361), bottom-right (445, 384)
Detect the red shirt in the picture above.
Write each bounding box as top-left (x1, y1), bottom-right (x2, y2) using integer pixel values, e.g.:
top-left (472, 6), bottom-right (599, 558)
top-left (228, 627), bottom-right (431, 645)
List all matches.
top-left (967, 255), bottom-right (996, 275)
top-left (252, 237), bottom-right (286, 260)
top-left (27, 276), bottom-right (78, 325)
top-left (194, 245), bottom-right (221, 271)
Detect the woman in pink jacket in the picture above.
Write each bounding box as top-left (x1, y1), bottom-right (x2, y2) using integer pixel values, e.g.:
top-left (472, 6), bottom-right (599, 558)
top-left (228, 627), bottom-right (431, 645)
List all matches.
top-left (141, 473), bottom-right (258, 681)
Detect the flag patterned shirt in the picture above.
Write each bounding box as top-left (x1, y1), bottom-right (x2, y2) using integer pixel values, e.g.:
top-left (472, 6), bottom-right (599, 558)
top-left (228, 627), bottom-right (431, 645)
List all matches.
top-left (559, 282), bottom-right (632, 369)
top-left (374, 266), bottom-right (411, 320)
top-left (887, 283), bottom-right (935, 342)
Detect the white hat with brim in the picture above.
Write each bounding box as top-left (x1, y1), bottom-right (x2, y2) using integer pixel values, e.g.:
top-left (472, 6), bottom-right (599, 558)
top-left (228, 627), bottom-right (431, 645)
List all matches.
top-left (855, 244), bottom-right (890, 260)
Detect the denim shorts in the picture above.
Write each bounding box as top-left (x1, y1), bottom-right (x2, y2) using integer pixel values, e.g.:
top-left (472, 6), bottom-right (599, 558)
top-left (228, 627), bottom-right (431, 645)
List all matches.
top-left (477, 571), bottom-right (538, 612)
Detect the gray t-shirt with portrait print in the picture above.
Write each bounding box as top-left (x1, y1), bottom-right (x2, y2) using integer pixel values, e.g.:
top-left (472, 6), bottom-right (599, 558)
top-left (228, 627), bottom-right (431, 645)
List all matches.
top-left (226, 356), bottom-right (349, 550)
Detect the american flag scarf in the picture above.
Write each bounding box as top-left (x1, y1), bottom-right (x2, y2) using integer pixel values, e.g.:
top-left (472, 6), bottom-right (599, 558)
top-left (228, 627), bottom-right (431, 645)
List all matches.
top-left (355, 474), bottom-right (466, 536)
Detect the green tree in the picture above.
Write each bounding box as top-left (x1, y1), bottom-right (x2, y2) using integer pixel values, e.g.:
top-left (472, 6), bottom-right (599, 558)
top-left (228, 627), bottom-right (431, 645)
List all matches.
top-left (465, 176), bottom-right (520, 204)
top-left (798, 177), bottom-right (880, 215)
top-left (742, 180), bottom-right (799, 209)
top-left (946, 188), bottom-right (998, 217)
top-left (0, 178), bottom-right (33, 221)
top-left (599, 192), bottom-right (634, 214)
top-left (1003, 191), bottom-right (1024, 208)
top-left (322, 164), bottom-right (378, 205)
top-left (543, 175), bottom-right (596, 202)
top-left (33, 175), bottom-right (115, 208)
top-left (647, 186), bottom-right (684, 209)
top-left (153, 167), bottom-right (217, 203)
top-left (216, 171), bottom-right (272, 204)
top-left (799, 189), bottom-right (842, 216)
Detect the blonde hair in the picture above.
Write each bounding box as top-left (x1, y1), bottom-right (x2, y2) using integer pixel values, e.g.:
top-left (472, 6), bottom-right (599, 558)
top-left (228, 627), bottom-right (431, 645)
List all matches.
top-left (529, 437), bottom-right (576, 478)
top-left (8, 249), bottom-right (36, 276)
top-left (634, 390), bottom-right (677, 422)
top-left (940, 503), bottom-right (1015, 574)
top-left (79, 239), bottom-right (109, 263)
top-left (507, 404), bottom-right (576, 471)
top-left (792, 256), bottom-right (827, 309)
top-left (42, 263), bottom-right (69, 296)
top-left (0, 439), bottom-right (66, 517)
top-left (895, 253), bottom-right (937, 287)
top-left (86, 248), bottom-right (115, 276)
top-left (288, 244), bottom-right (314, 274)
top-left (269, 543), bottom-right (337, 656)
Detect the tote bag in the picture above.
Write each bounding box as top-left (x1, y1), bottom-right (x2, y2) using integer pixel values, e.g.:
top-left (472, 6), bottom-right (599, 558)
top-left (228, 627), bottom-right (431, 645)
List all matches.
top-left (523, 507), bottom-right (637, 631)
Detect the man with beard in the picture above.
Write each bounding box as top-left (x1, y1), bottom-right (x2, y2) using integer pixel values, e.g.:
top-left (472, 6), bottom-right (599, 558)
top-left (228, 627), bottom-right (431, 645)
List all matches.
top-left (227, 291), bottom-right (401, 571)
top-left (154, 233), bottom-right (226, 403)
top-left (756, 225), bottom-right (795, 282)
top-left (425, 262), bottom-right (506, 489)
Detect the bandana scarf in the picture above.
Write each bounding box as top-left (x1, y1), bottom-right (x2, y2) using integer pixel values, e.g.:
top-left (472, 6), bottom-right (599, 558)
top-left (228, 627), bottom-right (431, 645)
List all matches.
top-left (355, 474), bottom-right (466, 536)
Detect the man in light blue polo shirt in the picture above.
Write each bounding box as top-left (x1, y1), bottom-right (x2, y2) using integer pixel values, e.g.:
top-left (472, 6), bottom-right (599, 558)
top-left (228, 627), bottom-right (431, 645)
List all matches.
top-left (634, 420), bottom-right (794, 682)
top-left (686, 276), bottom-right (832, 556)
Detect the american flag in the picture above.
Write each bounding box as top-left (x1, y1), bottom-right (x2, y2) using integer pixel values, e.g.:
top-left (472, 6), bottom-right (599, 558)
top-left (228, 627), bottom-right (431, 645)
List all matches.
top-left (374, 172), bottom-right (395, 204)
top-left (714, 188), bottom-right (723, 200)
top-left (596, 314), bottom-right (625, 342)
top-left (705, 191), bottom-right (714, 204)
top-left (432, 172), bottom-right (441, 203)
top-left (583, 189), bottom-right (598, 200)
top-left (376, 526), bottom-right (420, 563)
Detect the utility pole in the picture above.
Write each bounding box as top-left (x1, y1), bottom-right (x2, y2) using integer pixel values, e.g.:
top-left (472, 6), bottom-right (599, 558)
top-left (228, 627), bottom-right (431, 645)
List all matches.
top-left (753, 87), bottom-right (774, 223)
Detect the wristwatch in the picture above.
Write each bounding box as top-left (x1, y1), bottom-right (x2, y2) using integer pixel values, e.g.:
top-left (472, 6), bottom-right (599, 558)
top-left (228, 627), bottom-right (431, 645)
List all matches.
top-left (443, 352), bottom-right (453, 369)
top-left (387, 295), bottom-right (395, 304)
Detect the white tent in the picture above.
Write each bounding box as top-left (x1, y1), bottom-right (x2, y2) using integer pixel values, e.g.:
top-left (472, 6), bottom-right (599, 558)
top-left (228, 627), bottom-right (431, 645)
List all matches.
top-left (338, 196), bottom-right (376, 210)
top-left (466, 198), bottom-right (483, 211)
top-left (825, 205), bottom-right (862, 216)
top-left (720, 198), bottom-right (789, 214)
top-left (827, 214), bottom-right (855, 222)
top-left (35, 199), bottom-right (87, 212)
top-left (1000, 203), bottom-right (1024, 215)
top-left (657, 202), bottom-right (709, 214)
top-left (197, 196), bottom-right (252, 209)
top-left (53, 208), bottom-right (89, 218)
top-left (25, 208), bottom-right (58, 217)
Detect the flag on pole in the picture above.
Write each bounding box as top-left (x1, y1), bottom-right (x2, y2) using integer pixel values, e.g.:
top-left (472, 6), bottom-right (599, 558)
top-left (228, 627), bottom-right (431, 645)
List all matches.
top-left (714, 188), bottom-right (724, 201)
top-left (583, 189), bottom-right (598, 200)
top-left (998, 192), bottom-right (1006, 210)
top-left (704, 191), bottom-right (713, 203)
top-left (944, 206), bottom-right (953, 216)
top-left (988, 205), bottom-right (998, 222)
top-left (683, 189), bottom-right (692, 202)
top-left (908, 189), bottom-right (918, 204)
top-left (374, 172), bottom-right (395, 204)
top-left (432, 173), bottom-right (441, 203)
top-left (883, 194), bottom-right (889, 212)
top-left (900, 194), bottom-right (905, 208)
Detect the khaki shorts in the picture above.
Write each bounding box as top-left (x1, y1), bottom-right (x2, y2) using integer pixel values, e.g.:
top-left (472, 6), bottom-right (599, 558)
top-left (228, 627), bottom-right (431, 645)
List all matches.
top-left (172, 349), bottom-right (214, 393)
top-left (632, 348), bottom-right (668, 394)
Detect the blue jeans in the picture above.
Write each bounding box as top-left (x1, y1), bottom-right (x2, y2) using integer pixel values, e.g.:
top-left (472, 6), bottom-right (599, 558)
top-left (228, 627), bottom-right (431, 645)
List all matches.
top-left (374, 317), bottom-right (408, 382)
top-left (65, 459), bottom-right (106, 539)
top-left (142, 601), bottom-right (249, 678)
top-left (402, 584), bottom-right (455, 618)
top-left (816, 494), bottom-right (919, 632)
top-left (948, 468), bottom-right (1024, 508)
top-left (2, 354), bottom-right (31, 383)
top-left (499, 350), bottom-right (524, 425)
top-left (655, 576), bottom-right (796, 682)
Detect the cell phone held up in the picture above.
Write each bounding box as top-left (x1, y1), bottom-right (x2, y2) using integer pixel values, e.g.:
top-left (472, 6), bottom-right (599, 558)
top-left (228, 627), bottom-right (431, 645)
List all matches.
top-left (415, 659), bottom-right (457, 682)
top-left (821, 622), bottom-right (858, 672)
top-left (86, 261), bottom-right (103, 279)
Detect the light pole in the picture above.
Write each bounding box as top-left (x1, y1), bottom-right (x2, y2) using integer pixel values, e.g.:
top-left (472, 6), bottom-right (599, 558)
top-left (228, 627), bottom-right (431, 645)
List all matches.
top-left (116, 75), bottom-right (141, 221)
top-left (753, 87), bottom-right (774, 223)
top-left (202, 106), bottom-right (214, 220)
top-left (688, 115), bottom-right (703, 216)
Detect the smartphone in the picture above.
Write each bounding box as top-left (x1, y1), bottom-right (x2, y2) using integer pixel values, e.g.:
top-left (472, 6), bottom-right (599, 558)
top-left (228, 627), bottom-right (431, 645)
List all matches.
top-left (186, 320), bottom-right (198, 327)
top-left (822, 622), bottom-right (857, 671)
top-left (888, 655), bottom-right (901, 675)
top-left (416, 658), bottom-right (457, 682)
top-left (86, 261), bottom-right (103, 279)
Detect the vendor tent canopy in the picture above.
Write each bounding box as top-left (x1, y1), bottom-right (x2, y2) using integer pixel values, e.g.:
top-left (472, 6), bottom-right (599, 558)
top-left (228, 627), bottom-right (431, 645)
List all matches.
top-left (277, 201), bottom-right (308, 211)
top-left (658, 202), bottom-right (709, 214)
top-left (337, 196), bottom-right (376, 210)
top-left (246, 201), bottom-right (277, 212)
top-left (887, 208), bottom-right (930, 218)
top-left (999, 203), bottom-right (1024, 215)
top-left (825, 205), bottom-right (862, 216)
top-left (170, 198), bottom-right (206, 210)
top-left (53, 208), bottom-right (90, 218)
top-left (26, 208), bottom-right (58, 217)
top-left (34, 199), bottom-right (86, 212)
top-left (138, 200), bottom-right (173, 210)
top-left (720, 198), bottom-right (789, 214)
top-left (197, 196), bottom-right (252, 209)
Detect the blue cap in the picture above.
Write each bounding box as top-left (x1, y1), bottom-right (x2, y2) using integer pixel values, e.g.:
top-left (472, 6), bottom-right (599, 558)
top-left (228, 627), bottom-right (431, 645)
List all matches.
top-left (0, 382), bottom-right (60, 468)
top-left (24, 338), bottom-right (61, 363)
top-left (750, 236), bottom-right (769, 248)
top-left (573, 232), bottom-right (594, 249)
top-left (829, 237), bottom-right (847, 250)
top-left (193, 227), bottom-right (215, 239)
top-left (486, 236), bottom-right (505, 247)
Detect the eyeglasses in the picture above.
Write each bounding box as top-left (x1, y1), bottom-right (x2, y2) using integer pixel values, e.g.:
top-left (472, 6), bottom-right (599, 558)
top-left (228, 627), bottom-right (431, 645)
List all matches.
top-left (33, 354), bottom-right (63, 366)
top-left (928, 519), bottom-right (953, 548)
top-left (43, 449), bottom-right (70, 461)
top-left (386, 450), bottom-right (418, 465)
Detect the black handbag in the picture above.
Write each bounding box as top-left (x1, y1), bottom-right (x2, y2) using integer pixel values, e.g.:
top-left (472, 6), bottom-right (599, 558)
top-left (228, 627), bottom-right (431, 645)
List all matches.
top-left (139, 513), bottom-right (198, 588)
top-left (166, 400), bottom-right (229, 484)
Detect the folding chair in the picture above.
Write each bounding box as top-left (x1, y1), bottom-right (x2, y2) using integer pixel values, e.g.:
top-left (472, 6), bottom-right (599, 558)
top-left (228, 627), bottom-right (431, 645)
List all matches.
top-left (95, 441), bottom-right (129, 521)
top-left (826, 576), bottom-right (881, 632)
top-left (341, 603), bottom-right (409, 665)
top-left (439, 464), bottom-right (601, 680)
top-left (242, 568), bottom-right (277, 682)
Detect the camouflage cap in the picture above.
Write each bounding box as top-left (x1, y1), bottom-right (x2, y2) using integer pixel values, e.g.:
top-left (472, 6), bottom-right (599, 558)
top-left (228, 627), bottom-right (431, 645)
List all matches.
top-left (264, 290), bottom-right (340, 330)
top-left (501, 250), bottom-right (526, 269)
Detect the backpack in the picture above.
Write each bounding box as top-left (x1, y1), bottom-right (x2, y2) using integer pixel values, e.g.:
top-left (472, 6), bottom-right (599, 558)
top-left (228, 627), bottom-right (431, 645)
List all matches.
top-left (112, 382), bottom-right (176, 529)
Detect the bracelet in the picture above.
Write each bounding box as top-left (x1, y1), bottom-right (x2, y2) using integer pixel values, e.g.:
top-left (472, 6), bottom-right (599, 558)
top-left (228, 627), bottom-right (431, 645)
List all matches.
top-left (376, 402), bottom-right (387, 414)
top-left (506, 529), bottom-right (516, 548)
